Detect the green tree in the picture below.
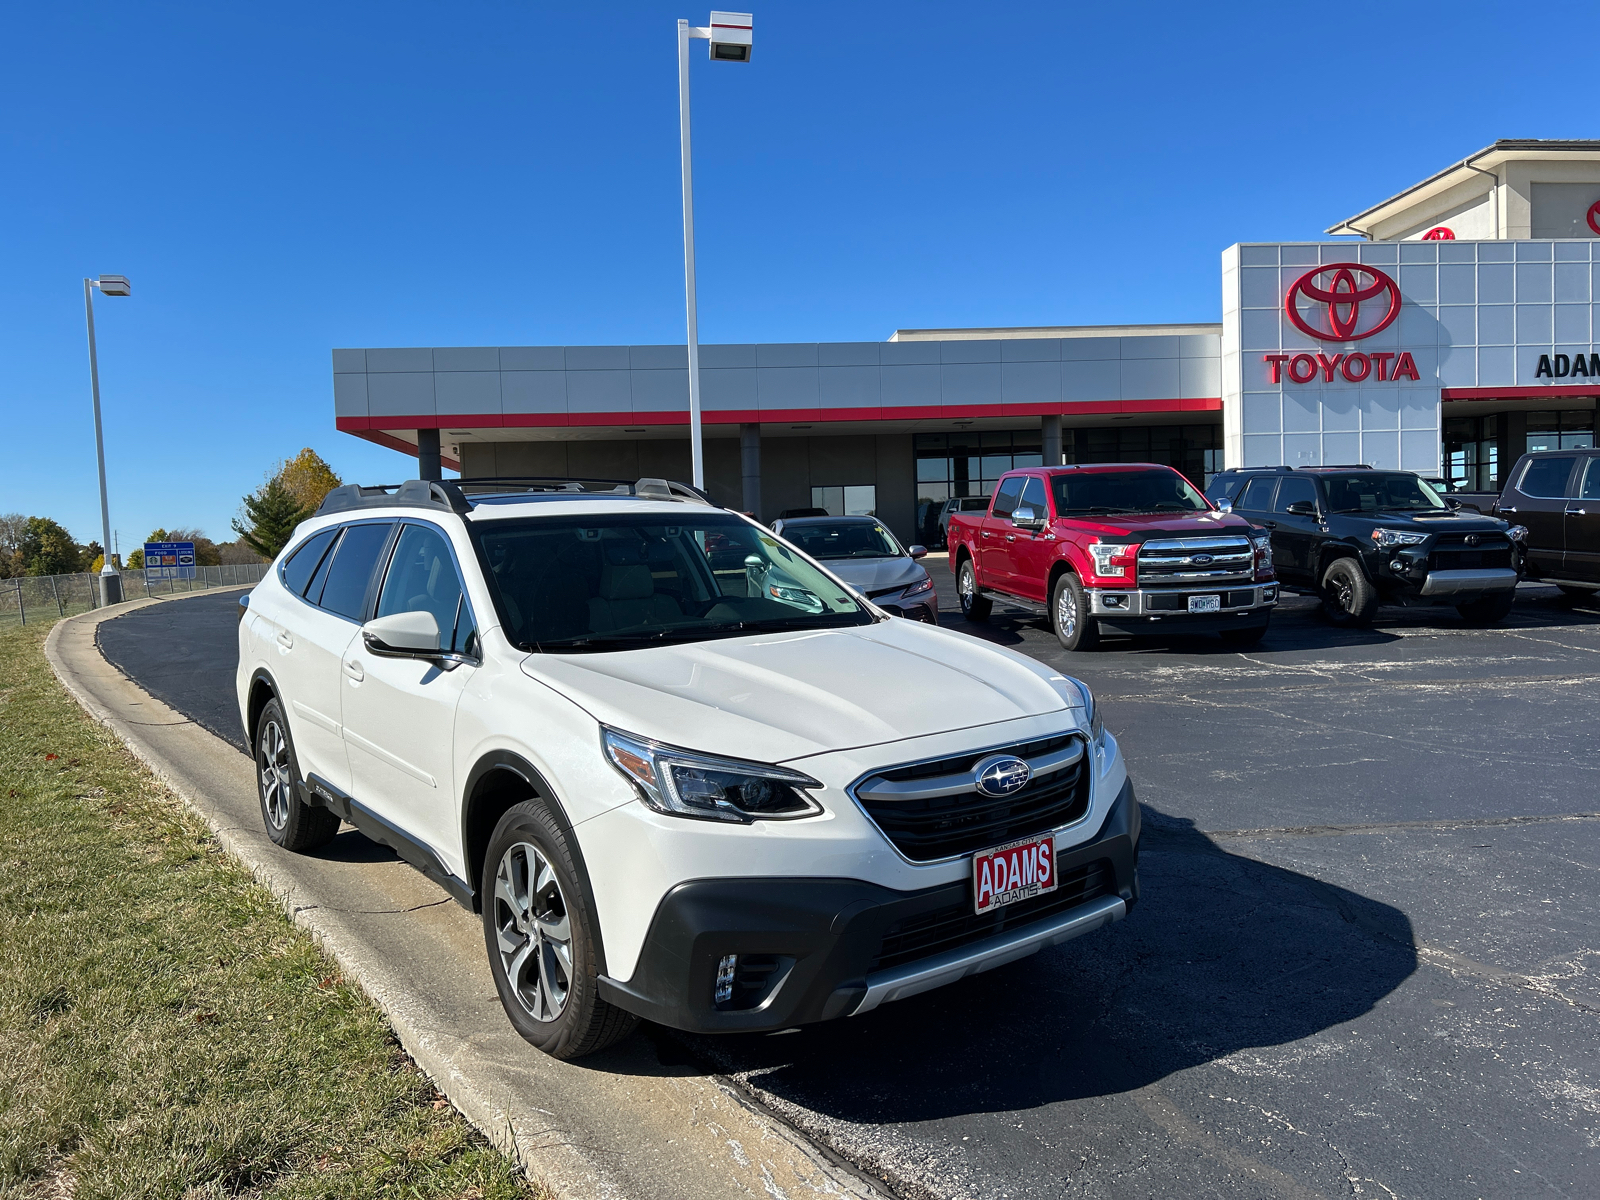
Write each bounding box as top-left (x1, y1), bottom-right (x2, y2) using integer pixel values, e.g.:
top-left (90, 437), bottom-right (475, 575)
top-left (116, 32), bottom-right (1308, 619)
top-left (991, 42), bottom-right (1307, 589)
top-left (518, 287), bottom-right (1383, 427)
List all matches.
top-left (276, 448), bottom-right (343, 514)
top-left (232, 478), bottom-right (310, 560)
top-left (14, 517), bottom-right (89, 576)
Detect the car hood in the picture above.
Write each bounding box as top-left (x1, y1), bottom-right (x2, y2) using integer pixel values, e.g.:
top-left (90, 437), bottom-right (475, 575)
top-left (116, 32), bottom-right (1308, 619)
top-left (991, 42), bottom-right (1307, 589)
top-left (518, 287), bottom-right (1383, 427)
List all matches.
top-left (816, 556), bottom-right (926, 594)
top-left (519, 618), bottom-right (1075, 764)
top-left (1342, 510), bottom-right (1508, 532)
top-left (1057, 510), bottom-right (1255, 540)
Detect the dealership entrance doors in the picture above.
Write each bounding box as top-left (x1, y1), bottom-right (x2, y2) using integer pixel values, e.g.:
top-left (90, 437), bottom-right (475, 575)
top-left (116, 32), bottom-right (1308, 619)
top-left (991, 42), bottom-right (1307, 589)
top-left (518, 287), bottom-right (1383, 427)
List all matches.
top-left (1442, 401), bottom-right (1596, 492)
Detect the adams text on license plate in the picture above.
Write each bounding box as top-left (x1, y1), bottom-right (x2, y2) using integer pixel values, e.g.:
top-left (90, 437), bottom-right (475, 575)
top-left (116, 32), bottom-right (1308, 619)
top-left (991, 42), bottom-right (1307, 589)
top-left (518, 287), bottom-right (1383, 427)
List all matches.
top-left (972, 833), bottom-right (1057, 914)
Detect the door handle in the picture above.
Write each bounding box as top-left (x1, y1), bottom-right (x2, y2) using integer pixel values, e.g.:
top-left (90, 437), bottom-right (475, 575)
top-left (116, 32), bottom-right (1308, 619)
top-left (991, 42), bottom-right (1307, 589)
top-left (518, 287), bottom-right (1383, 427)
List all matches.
top-left (343, 659), bottom-right (364, 683)
top-left (276, 631), bottom-right (293, 649)
top-left (1500, 506), bottom-right (1517, 513)
top-left (1567, 508), bottom-right (1589, 516)
top-left (981, 531), bottom-right (991, 539)
top-left (1005, 534), bottom-right (1016, 542)
top-left (1261, 520), bottom-right (1278, 529)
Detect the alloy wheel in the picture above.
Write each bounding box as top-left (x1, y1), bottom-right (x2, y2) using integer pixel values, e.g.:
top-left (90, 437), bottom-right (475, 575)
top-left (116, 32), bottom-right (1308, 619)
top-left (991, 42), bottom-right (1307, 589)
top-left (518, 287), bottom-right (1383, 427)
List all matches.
top-left (493, 841), bottom-right (573, 1023)
top-left (1057, 585), bottom-right (1078, 638)
top-left (959, 563), bottom-right (975, 608)
top-left (258, 720), bottom-right (291, 830)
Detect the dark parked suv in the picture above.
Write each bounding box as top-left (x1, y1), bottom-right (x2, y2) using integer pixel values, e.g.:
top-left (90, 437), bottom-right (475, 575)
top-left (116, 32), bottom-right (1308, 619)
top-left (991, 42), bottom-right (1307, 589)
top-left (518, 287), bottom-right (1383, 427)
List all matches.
top-left (1207, 466), bottom-right (1526, 627)
top-left (1492, 448), bottom-right (1600, 598)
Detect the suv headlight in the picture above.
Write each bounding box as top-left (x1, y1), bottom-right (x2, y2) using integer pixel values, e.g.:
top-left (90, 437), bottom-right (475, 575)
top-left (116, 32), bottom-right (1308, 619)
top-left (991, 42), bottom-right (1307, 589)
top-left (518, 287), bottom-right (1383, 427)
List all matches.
top-left (1506, 524), bottom-right (1528, 543)
top-left (603, 728), bottom-right (823, 823)
top-left (1370, 528), bottom-right (1428, 547)
top-left (1070, 678), bottom-right (1104, 742)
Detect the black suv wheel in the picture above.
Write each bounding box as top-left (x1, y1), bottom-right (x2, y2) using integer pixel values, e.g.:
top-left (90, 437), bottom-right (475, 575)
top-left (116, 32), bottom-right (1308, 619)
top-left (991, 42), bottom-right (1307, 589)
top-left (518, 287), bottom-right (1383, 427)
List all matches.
top-left (1320, 558), bottom-right (1378, 627)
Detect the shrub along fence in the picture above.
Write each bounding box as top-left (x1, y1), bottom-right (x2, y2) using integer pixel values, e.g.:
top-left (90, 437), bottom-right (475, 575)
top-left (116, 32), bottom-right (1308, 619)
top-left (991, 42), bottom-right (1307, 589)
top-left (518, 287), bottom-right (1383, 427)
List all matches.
top-left (0, 563), bottom-right (270, 629)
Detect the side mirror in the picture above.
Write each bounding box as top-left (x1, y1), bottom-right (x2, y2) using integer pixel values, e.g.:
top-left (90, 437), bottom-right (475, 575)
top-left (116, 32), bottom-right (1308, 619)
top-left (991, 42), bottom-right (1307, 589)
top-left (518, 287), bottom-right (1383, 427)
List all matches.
top-left (1285, 501), bottom-right (1317, 517)
top-left (362, 610), bottom-right (440, 658)
top-left (1012, 505), bottom-right (1047, 531)
top-left (908, 545), bottom-right (928, 560)
top-left (1215, 498), bottom-right (1234, 514)
top-left (1445, 496), bottom-right (1463, 510)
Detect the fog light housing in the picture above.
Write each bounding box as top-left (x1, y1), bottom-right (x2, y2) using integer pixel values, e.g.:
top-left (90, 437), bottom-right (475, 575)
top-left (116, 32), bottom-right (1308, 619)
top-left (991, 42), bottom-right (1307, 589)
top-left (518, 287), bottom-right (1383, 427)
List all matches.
top-left (1390, 558), bottom-right (1407, 572)
top-left (715, 954), bottom-right (738, 1005)
top-left (1102, 593), bottom-right (1128, 609)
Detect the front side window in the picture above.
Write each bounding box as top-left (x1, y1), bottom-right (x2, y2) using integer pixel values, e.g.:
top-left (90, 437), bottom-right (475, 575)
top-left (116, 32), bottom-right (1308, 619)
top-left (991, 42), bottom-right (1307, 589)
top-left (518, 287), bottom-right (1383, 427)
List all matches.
top-left (1322, 474), bottom-right (1446, 514)
top-left (1052, 470), bottom-right (1209, 516)
top-left (317, 522), bottom-right (395, 620)
top-left (1017, 476), bottom-right (1048, 519)
top-left (1579, 458), bottom-right (1600, 502)
top-left (1518, 456), bottom-right (1579, 499)
top-left (378, 524), bottom-right (474, 653)
top-left (474, 514), bottom-right (873, 652)
top-left (782, 521), bottom-right (902, 559)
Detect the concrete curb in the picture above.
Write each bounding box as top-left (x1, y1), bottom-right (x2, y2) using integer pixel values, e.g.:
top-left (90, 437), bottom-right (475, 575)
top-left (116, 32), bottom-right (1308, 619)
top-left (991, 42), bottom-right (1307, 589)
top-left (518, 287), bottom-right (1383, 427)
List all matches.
top-left (45, 595), bottom-right (892, 1200)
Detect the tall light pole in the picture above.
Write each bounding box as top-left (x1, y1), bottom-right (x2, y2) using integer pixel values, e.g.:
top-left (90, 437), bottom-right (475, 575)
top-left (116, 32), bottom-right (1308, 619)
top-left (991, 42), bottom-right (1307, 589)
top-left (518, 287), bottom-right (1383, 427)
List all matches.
top-left (84, 274), bottom-right (131, 605)
top-left (677, 11), bottom-right (752, 489)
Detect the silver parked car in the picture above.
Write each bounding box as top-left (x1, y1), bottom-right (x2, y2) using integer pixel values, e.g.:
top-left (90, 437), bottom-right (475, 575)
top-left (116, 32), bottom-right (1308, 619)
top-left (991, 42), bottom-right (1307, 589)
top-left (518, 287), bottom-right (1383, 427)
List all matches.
top-left (770, 515), bottom-right (938, 622)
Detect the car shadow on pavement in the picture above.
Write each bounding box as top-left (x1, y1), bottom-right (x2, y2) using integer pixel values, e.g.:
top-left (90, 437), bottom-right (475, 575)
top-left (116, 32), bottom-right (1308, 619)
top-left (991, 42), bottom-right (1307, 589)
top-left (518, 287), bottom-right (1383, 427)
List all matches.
top-left (604, 808), bottom-right (1418, 1124)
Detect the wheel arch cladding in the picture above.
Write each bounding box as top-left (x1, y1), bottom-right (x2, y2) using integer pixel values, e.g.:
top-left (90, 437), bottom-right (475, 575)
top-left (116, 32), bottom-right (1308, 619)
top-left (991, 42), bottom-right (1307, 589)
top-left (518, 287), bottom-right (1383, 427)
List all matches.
top-left (1319, 544), bottom-right (1363, 577)
top-left (246, 670), bottom-right (279, 746)
top-left (461, 752), bottom-right (606, 972)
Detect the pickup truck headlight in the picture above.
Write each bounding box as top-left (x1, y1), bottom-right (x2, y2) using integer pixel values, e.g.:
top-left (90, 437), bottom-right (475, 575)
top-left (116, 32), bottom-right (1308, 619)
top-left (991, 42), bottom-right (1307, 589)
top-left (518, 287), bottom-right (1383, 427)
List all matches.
top-left (901, 575), bottom-right (935, 598)
top-left (1088, 540), bottom-right (1138, 579)
top-left (1070, 678), bottom-right (1104, 742)
top-left (1370, 528), bottom-right (1428, 547)
top-left (603, 728), bottom-right (823, 823)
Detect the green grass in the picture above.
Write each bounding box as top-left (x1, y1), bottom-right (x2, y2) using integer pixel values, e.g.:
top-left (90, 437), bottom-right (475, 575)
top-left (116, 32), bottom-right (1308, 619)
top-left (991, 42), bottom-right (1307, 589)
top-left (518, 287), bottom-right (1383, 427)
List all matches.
top-left (0, 620), bottom-right (547, 1200)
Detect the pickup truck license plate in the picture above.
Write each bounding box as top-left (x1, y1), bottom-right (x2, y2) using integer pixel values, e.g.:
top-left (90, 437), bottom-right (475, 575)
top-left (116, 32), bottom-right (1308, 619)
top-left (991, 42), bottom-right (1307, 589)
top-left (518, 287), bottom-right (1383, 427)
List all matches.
top-left (972, 834), bottom-right (1057, 914)
top-left (1188, 594), bottom-right (1221, 613)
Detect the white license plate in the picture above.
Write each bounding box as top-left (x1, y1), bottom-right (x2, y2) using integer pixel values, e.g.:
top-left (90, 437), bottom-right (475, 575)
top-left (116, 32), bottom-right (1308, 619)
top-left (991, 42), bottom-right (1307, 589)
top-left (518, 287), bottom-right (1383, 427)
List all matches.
top-left (1188, 594), bottom-right (1221, 613)
top-left (972, 833), bottom-right (1057, 914)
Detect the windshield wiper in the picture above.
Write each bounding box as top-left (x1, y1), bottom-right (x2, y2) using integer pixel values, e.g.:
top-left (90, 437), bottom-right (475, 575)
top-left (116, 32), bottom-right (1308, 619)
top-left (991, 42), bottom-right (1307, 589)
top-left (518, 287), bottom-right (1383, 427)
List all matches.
top-left (1061, 506), bottom-right (1136, 514)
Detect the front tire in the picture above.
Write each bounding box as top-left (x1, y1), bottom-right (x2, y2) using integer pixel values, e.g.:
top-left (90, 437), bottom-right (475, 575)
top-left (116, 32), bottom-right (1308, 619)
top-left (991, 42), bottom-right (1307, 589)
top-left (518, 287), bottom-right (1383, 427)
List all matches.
top-left (255, 698), bottom-right (339, 853)
top-left (1320, 558), bottom-right (1378, 627)
top-left (482, 800), bottom-right (636, 1060)
top-left (957, 557), bottom-right (991, 622)
top-left (1050, 573), bottom-right (1100, 651)
top-left (1457, 591), bottom-right (1515, 626)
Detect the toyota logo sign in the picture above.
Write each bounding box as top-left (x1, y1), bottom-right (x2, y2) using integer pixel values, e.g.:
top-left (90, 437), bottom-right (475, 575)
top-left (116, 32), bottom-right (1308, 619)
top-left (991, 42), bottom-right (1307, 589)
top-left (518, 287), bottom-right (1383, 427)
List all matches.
top-left (973, 754), bottom-right (1032, 798)
top-left (1285, 263), bottom-right (1402, 343)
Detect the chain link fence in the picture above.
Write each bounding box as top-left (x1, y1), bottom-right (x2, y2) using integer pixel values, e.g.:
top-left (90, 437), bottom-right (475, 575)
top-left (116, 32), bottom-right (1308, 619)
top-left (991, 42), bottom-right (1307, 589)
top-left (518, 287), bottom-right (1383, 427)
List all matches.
top-left (0, 562), bottom-right (271, 629)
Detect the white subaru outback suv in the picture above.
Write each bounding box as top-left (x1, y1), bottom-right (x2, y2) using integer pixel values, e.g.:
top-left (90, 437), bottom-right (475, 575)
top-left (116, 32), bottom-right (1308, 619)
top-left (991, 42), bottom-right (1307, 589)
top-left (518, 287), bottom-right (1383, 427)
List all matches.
top-left (237, 477), bottom-right (1140, 1059)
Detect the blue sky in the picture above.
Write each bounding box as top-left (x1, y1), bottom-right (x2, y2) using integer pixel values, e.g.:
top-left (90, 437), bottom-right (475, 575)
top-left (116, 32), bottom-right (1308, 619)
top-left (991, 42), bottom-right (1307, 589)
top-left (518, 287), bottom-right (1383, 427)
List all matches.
top-left (2, 0), bottom-right (1593, 548)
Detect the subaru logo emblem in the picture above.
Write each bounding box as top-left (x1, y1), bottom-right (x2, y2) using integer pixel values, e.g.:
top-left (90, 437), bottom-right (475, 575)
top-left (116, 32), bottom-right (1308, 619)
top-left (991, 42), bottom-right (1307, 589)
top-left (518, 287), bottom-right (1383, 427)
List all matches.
top-left (973, 754), bottom-right (1031, 798)
top-left (1191, 553), bottom-right (1214, 565)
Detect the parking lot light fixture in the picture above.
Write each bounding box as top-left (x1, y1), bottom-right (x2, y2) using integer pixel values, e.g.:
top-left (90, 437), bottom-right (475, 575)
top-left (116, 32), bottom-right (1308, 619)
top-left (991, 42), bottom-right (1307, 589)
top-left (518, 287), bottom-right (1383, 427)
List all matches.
top-left (677, 11), bottom-right (753, 489)
top-left (84, 275), bottom-right (131, 605)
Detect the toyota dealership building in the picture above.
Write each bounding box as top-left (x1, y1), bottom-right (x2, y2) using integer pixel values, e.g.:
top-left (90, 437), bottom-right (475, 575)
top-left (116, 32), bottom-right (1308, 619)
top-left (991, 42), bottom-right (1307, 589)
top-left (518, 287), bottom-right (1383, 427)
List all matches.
top-left (331, 139), bottom-right (1600, 546)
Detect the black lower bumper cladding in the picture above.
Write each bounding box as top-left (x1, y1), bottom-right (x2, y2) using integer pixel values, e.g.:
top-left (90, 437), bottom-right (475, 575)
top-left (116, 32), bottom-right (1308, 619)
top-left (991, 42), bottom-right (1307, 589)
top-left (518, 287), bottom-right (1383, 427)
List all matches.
top-left (597, 778), bottom-right (1140, 1033)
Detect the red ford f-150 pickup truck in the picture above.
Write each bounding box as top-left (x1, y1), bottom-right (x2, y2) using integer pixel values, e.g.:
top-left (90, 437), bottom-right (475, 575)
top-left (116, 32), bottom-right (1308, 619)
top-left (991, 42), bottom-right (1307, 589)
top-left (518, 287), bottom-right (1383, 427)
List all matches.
top-left (948, 464), bottom-right (1278, 650)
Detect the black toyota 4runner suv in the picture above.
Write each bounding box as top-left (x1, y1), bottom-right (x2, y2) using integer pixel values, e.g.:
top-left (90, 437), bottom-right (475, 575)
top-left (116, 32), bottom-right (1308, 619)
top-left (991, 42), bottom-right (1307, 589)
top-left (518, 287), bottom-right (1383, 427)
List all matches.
top-left (1206, 466), bottom-right (1527, 627)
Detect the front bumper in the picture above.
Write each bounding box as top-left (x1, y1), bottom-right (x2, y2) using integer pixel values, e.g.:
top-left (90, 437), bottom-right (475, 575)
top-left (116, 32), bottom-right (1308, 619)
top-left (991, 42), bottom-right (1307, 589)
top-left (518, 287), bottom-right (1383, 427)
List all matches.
top-left (596, 778), bottom-right (1140, 1034)
top-left (1086, 582), bottom-right (1277, 635)
top-left (877, 598), bottom-right (939, 623)
top-left (1418, 568), bottom-right (1519, 596)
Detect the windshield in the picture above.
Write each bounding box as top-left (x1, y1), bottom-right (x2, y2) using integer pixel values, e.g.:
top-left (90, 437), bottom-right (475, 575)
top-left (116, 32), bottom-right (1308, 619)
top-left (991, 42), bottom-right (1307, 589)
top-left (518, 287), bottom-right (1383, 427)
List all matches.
top-left (474, 513), bottom-right (873, 652)
top-left (1322, 473), bottom-right (1447, 514)
top-left (782, 521), bottom-right (901, 559)
top-left (1051, 470), bottom-right (1208, 515)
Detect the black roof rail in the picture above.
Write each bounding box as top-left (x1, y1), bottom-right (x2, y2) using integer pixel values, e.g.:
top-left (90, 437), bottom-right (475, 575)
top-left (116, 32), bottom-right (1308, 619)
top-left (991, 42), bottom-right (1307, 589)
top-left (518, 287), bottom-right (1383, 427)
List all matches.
top-left (316, 480), bottom-right (471, 517)
top-left (453, 475), bottom-right (717, 507)
top-left (1297, 464), bottom-right (1372, 470)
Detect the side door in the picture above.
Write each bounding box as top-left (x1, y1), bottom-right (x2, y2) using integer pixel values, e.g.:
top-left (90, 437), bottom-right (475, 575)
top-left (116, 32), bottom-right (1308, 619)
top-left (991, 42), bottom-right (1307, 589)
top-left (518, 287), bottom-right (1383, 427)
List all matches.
top-left (982, 476), bottom-right (1025, 589)
top-left (341, 522), bottom-right (478, 873)
top-left (1564, 456), bottom-right (1600, 583)
top-left (1267, 475), bottom-right (1319, 583)
top-left (1006, 475), bottom-right (1055, 603)
top-left (1503, 455), bottom-right (1579, 577)
top-left (1230, 474), bottom-right (1280, 558)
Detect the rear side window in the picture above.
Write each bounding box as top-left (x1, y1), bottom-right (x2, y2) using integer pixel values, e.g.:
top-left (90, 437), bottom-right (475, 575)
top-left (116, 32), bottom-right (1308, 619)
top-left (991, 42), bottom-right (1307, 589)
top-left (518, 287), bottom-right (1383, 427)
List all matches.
top-left (317, 523), bottom-right (395, 620)
top-left (281, 528), bottom-right (337, 597)
top-left (1519, 456), bottom-right (1578, 499)
top-left (1273, 477), bottom-right (1317, 513)
top-left (990, 477), bottom-right (1025, 520)
top-left (1238, 476), bottom-right (1278, 511)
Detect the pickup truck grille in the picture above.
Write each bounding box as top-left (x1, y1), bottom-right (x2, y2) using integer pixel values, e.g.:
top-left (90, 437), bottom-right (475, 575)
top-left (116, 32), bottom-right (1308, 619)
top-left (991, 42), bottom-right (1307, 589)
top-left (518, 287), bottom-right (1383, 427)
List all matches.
top-left (1429, 533), bottom-right (1513, 572)
top-left (871, 858), bottom-right (1115, 972)
top-left (1136, 536), bottom-right (1255, 587)
top-left (853, 735), bottom-right (1091, 862)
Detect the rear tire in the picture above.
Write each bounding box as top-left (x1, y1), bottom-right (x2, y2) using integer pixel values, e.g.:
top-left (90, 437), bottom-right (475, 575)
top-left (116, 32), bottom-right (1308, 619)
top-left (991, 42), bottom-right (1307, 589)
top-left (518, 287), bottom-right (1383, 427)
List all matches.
top-left (1457, 591), bottom-right (1516, 626)
top-left (482, 800), bottom-right (636, 1060)
top-left (254, 698), bottom-right (339, 853)
top-left (957, 557), bottom-right (991, 622)
top-left (1219, 622), bottom-right (1268, 646)
top-left (1051, 573), bottom-right (1100, 651)
top-left (1320, 558), bottom-right (1378, 628)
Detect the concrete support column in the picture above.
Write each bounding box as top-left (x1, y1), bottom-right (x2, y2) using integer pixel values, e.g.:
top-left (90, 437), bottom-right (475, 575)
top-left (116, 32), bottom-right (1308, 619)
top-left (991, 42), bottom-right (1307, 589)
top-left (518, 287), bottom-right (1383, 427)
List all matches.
top-left (1042, 413), bottom-right (1064, 467)
top-left (739, 423), bottom-right (761, 517)
top-left (416, 428), bottom-right (442, 482)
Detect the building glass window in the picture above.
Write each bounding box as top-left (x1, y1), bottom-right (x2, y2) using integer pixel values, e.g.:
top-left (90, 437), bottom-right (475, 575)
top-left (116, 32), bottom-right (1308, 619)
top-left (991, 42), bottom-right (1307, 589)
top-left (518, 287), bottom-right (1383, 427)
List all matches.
top-left (1525, 410), bottom-right (1595, 453)
top-left (1443, 414), bottom-right (1499, 491)
top-left (914, 430), bottom-right (1041, 545)
top-left (811, 485), bottom-right (876, 516)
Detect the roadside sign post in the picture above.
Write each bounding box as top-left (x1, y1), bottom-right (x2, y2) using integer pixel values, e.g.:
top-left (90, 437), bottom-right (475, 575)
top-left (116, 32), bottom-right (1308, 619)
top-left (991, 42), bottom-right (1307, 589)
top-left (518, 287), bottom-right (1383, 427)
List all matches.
top-left (144, 541), bottom-right (197, 588)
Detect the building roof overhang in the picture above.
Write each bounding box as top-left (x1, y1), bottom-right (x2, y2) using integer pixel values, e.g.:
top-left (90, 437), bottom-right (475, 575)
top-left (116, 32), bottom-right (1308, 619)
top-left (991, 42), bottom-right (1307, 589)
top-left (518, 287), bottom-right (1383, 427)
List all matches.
top-left (1326, 139), bottom-right (1600, 238)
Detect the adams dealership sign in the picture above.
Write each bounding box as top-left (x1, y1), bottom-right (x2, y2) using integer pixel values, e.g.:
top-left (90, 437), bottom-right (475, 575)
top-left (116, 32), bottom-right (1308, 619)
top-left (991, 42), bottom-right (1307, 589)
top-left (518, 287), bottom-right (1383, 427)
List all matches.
top-left (1268, 262), bottom-right (1419, 384)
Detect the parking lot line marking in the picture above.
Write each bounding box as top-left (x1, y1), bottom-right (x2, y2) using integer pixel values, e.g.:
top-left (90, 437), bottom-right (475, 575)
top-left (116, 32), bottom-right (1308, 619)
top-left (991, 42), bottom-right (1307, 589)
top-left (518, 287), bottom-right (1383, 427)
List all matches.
top-left (1200, 812), bottom-right (1600, 842)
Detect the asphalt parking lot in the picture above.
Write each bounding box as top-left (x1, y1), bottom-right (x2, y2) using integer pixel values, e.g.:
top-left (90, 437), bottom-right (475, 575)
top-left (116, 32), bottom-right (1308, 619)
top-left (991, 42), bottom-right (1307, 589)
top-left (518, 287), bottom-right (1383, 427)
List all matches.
top-left (96, 578), bottom-right (1600, 1200)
